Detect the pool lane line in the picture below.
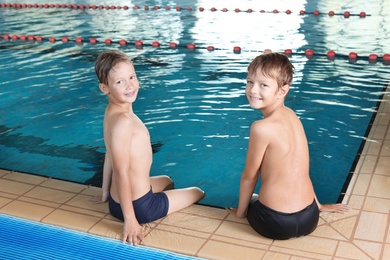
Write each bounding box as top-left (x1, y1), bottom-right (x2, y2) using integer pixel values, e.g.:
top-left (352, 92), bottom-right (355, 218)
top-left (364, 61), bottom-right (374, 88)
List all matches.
top-left (1, 34), bottom-right (389, 64)
top-left (0, 3), bottom-right (370, 17)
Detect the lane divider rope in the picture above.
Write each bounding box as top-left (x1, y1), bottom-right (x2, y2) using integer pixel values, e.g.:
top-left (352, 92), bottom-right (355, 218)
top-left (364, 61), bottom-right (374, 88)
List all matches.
top-left (0, 3), bottom-right (369, 17)
top-left (1, 34), bottom-right (389, 64)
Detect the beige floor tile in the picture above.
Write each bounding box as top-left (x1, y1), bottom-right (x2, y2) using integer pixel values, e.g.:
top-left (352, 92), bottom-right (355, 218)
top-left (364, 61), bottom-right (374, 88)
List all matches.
top-left (335, 241), bottom-right (371, 260)
top-left (383, 244), bottom-right (390, 259)
top-left (42, 209), bottom-right (101, 232)
top-left (272, 236), bottom-right (338, 256)
top-left (0, 200), bottom-right (54, 221)
top-left (64, 194), bottom-right (108, 213)
top-left (367, 175), bottom-right (390, 199)
top-left (329, 216), bottom-right (358, 240)
top-left (359, 155), bottom-right (378, 173)
top-left (353, 240), bottom-right (383, 260)
top-left (363, 197), bottom-right (390, 213)
top-left (181, 204), bottom-right (228, 220)
top-left (387, 217), bottom-right (390, 243)
top-left (351, 173), bottom-right (371, 195)
top-left (0, 178), bottom-right (35, 195)
top-left (0, 169), bottom-right (10, 177)
top-left (88, 218), bottom-right (122, 240)
top-left (311, 224), bottom-right (347, 241)
top-left (80, 186), bottom-right (103, 196)
top-left (59, 205), bottom-right (107, 218)
top-left (369, 125), bottom-right (386, 140)
top-left (3, 171), bottom-right (47, 185)
top-left (40, 178), bottom-right (87, 193)
top-left (0, 191), bottom-right (19, 200)
top-left (214, 220), bottom-right (271, 245)
top-left (156, 222), bottom-right (212, 239)
top-left (354, 211), bottom-right (388, 242)
top-left (197, 240), bottom-right (266, 260)
top-left (24, 186), bottom-right (77, 204)
top-left (263, 251), bottom-right (292, 260)
top-left (160, 211), bottom-right (222, 234)
top-left (347, 195), bottom-right (365, 210)
top-left (269, 245), bottom-right (333, 260)
top-left (0, 197), bottom-right (12, 208)
top-left (143, 229), bottom-right (206, 256)
top-left (209, 234), bottom-right (271, 250)
top-left (366, 140), bottom-right (383, 156)
top-left (343, 173), bottom-right (358, 196)
top-left (375, 156), bottom-right (390, 175)
top-left (18, 196), bottom-right (60, 208)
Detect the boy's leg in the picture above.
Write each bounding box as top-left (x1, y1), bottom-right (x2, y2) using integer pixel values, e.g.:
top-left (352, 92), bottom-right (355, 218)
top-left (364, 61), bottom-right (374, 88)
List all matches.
top-left (150, 175), bottom-right (174, 192)
top-left (164, 188), bottom-right (205, 214)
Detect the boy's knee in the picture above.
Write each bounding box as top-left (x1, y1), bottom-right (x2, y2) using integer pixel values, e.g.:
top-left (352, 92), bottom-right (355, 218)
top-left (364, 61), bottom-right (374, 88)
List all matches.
top-left (163, 176), bottom-right (174, 190)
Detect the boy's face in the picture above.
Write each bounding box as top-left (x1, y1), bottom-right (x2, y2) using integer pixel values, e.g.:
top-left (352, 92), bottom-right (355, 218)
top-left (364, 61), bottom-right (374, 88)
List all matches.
top-left (245, 68), bottom-right (280, 110)
top-left (100, 61), bottom-right (139, 104)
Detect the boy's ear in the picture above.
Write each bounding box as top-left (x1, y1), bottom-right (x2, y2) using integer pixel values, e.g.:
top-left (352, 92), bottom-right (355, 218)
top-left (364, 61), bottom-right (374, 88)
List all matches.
top-left (278, 84), bottom-right (290, 98)
top-left (99, 83), bottom-right (109, 94)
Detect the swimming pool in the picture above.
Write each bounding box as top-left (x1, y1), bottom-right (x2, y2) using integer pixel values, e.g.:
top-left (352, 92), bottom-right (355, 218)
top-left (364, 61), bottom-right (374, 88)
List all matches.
top-left (0, 0), bottom-right (389, 208)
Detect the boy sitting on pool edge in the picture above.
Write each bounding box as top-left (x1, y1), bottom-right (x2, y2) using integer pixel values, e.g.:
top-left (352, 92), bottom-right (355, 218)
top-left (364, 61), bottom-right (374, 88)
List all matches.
top-left (228, 51), bottom-right (349, 240)
top-left (95, 49), bottom-right (205, 245)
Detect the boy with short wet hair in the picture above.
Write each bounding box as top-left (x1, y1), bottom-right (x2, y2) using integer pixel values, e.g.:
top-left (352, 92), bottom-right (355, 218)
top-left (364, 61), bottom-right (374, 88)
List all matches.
top-left (229, 52), bottom-right (349, 240)
top-left (95, 50), bottom-right (204, 245)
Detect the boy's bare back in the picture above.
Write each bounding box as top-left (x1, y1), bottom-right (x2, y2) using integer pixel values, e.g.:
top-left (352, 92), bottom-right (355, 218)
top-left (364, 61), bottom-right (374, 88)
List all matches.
top-left (104, 108), bottom-right (152, 203)
top-left (252, 105), bottom-right (315, 213)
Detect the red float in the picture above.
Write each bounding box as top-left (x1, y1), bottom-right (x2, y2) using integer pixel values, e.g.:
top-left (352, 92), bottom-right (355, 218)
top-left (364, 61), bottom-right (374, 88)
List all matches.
top-left (152, 41), bottom-right (160, 47)
top-left (383, 54), bottom-right (390, 61)
top-left (348, 52), bottom-right (358, 59)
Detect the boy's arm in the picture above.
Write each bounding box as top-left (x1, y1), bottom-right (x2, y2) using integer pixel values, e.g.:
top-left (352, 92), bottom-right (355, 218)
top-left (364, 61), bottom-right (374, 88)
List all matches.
top-left (235, 121), bottom-right (269, 217)
top-left (101, 153), bottom-right (112, 202)
top-left (110, 116), bottom-right (144, 245)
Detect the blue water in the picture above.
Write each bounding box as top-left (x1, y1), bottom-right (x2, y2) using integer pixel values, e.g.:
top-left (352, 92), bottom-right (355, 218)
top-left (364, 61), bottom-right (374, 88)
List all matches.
top-left (0, 214), bottom-right (200, 260)
top-left (0, 0), bottom-right (389, 208)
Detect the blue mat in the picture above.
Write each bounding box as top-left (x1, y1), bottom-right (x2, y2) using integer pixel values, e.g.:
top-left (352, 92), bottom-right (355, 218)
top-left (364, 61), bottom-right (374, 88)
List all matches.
top-left (0, 214), bottom-right (201, 260)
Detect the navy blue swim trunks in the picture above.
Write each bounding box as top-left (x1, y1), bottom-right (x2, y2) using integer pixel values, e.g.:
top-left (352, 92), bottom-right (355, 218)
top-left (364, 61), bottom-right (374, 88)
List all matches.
top-left (108, 188), bottom-right (169, 224)
top-left (247, 199), bottom-right (319, 240)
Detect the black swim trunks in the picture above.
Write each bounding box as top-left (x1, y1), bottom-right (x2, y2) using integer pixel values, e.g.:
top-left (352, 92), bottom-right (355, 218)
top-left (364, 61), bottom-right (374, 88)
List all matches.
top-left (247, 199), bottom-right (319, 240)
top-left (108, 188), bottom-right (169, 224)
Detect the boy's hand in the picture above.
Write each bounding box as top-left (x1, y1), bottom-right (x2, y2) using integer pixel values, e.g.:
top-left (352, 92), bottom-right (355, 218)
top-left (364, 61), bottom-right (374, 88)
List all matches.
top-left (123, 221), bottom-right (144, 246)
top-left (226, 207), bottom-right (246, 218)
top-left (320, 203), bottom-right (350, 213)
top-left (89, 194), bottom-right (108, 204)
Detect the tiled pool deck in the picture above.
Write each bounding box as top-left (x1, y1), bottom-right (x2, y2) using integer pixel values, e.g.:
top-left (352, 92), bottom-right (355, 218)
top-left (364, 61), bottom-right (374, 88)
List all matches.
top-left (0, 85), bottom-right (389, 259)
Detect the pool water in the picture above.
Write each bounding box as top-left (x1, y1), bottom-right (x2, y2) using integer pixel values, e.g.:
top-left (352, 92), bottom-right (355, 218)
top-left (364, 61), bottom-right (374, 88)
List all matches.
top-left (0, 0), bottom-right (389, 208)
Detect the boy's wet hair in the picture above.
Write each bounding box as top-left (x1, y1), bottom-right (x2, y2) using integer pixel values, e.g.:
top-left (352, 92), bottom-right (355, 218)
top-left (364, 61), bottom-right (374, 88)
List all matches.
top-left (95, 50), bottom-right (131, 85)
top-left (247, 52), bottom-right (295, 88)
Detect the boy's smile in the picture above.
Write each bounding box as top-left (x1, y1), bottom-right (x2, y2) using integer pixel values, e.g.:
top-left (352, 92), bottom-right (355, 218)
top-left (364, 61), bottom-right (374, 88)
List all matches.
top-left (246, 70), bottom-right (279, 110)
